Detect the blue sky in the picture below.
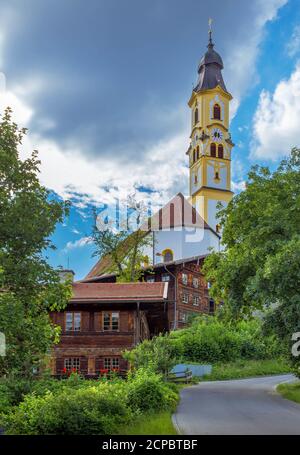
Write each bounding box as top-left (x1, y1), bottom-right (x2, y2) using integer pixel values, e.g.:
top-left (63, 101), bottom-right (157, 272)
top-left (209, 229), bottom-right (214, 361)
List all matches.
top-left (1, 0), bottom-right (299, 279)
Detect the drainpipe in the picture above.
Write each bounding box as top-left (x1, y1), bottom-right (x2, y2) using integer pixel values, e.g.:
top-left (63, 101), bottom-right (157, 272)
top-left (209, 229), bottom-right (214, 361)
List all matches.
top-left (163, 264), bottom-right (177, 331)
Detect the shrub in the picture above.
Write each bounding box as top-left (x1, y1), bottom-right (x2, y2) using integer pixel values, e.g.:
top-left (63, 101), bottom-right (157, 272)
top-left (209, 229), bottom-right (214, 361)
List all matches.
top-left (170, 316), bottom-right (281, 364)
top-left (2, 381), bottom-right (132, 435)
top-left (124, 334), bottom-right (179, 376)
top-left (126, 369), bottom-right (178, 413)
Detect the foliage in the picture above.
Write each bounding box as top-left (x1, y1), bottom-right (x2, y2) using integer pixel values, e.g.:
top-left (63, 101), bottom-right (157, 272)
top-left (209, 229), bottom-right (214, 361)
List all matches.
top-left (203, 148), bottom-right (300, 371)
top-left (91, 195), bottom-right (153, 282)
top-left (202, 358), bottom-right (290, 381)
top-left (124, 334), bottom-right (178, 376)
top-left (2, 382), bottom-right (131, 435)
top-left (0, 108), bottom-right (71, 378)
top-left (277, 382), bottom-right (300, 404)
top-left (126, 317), bottom-right (280, 368)
top-left (170, 316), bottom-right (281, 363)
top-left (119, 411), bottom-right (177, 435)
top-left (126, 368), bottom-right (178, 413)
top-left (1, 371), bottom-right (178, 435)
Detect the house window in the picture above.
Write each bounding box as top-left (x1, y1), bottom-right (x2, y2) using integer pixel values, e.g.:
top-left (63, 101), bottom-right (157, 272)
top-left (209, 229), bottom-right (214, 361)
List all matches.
top-left (182, 273), bottom-right (188, 285)
top-left (194, 107), bottom-right (199, 124)
top-left (179, 311), bottom-right (187, 323)
top-left (215, 171), bottom-right (220, 181)
top-left (103, 312), bottom-right (119, 331)
top-left (193, 277), bottom-right (199, 288)
top-left (65, 312), bottom-right (81, 331)
top-left (218, 144), bottom-right (224, 159)
top-left (162, 249), bottom-right (173, 263)
top-left (193, 295), bottom-right (200, 306)
top-left (64, 358), bottom-right (80, 372)
top-left (146, 276), bottom-right (155, 283)
top-left (213, 104), bottom-right (221, 120)
top-left (210, 143), bottom-right (216, 157)
top-left (104, 358), bottom-right (119, 371)
top-left (182, 293), bottom-right (189, 304)
top-left (209, 299), bottom-right (215, 314)
top-left (162, 273), bottom-right (171, 282)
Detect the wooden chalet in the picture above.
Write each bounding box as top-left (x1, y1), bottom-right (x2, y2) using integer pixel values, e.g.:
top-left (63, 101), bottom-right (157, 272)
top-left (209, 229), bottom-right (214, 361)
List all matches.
top-left (49, 281), bottom-right (169, 377)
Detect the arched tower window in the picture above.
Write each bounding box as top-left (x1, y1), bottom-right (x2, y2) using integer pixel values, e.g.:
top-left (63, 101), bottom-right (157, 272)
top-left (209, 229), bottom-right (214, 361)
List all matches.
top-left (210, 143), bottom-right (216, 157)
top-left (196, 145), bottom-right (199, 159)
top-left (194, 108), bottom-right (199, 124)
top-left (162, 249), bottom-right (173, 263)
top-left (193, 149), bottom-right (196, 163)
top-left (213, 104), bottom-right (221, 120)
top-left (218, 144), bottom-right (224, 159)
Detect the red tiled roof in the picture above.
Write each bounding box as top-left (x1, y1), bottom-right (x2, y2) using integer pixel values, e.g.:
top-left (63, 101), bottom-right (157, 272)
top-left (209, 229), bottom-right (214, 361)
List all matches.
top-left (70, 281), bottom-right (168, 303)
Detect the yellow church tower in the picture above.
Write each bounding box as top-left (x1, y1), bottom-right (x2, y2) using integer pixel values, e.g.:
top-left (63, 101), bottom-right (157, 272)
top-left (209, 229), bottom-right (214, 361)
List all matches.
top-left (188, 24), bottom-right (234, 233)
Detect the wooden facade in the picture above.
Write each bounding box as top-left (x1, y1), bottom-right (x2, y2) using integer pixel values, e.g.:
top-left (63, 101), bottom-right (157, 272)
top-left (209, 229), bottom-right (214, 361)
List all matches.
top-left (50, 256), bottom-right (213, 377)
top-left (49, 282), bottom-right (169, 377)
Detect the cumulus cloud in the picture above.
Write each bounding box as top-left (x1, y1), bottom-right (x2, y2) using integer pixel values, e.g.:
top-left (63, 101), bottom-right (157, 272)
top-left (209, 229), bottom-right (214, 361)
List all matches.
top-left (225, 0), bottom-right (288, 118)
top-left (0, 0), bottom-right (288, 208)
top-left (251, 63), bottom-right (300, 160)
top-left (64, 236), bottom-right (93, 252)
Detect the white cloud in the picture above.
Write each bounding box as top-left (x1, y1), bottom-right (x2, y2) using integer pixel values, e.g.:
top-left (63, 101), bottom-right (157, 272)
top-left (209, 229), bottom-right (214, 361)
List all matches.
top-left (251, 63), bottom-right (300, 160)
top-left (225, 0), bottom-right (288, 119)
top-left (0, 0), bottom-right (288, 208)
top-left (287, 24), bottom-right (300, 57)
top-left (64, 236), bottom-right (93, 251)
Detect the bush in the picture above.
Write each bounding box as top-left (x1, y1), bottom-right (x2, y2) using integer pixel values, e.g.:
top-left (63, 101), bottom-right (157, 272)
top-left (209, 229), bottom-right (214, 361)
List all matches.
top-left (2, 381), bottom-right (132, 435)
top-left (124, 334), bottom-right (179, 376)
top-left (126, 369), bottom-right (178, 413)
top-left (169, 316), bottom-right (281, 364)
top-left (1, 371), bottom-right (179, 435)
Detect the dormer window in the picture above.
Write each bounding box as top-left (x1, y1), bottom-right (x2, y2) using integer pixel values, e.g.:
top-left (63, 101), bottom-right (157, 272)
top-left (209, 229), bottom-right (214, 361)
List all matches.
top-left (213, 104), bottom-right (221, 120)
top-left (194, 108), bottom-right (199, 124)
top-left (210, 143), bottom-right (216, 157)
top-left (218, 144), bottom-right (224, 159)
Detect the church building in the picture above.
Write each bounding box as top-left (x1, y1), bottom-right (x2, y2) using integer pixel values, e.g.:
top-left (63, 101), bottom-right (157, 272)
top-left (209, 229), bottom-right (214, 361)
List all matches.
top-left (50, 30), bottom-right (234, 377)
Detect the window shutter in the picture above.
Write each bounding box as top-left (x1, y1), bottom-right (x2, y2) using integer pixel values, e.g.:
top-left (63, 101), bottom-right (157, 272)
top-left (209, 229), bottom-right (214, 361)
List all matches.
top-left (94, 312), bottom-right (102, 331)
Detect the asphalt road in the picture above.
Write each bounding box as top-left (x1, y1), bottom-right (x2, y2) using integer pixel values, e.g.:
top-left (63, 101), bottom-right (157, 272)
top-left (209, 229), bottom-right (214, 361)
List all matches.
top-left (173, 374), bottom-right (300, 435)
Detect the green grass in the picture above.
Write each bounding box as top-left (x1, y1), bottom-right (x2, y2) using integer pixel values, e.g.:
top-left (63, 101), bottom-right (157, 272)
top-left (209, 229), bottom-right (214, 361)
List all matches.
top-left (118, 411), bottom-right (177, 435)
top-left (201, 358), bottom-right (291, 381)
top-left (277, 382), bottom-right (300, 404)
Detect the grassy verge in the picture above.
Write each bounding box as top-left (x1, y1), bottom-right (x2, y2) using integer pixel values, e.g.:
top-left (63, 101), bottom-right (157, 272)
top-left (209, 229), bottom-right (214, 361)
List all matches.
top-left (277, 382), bottom-right (300, 404)
top-left (118, 411), bottom-right (177, 435)
top-left (201, 358), bottom-right (291, 381)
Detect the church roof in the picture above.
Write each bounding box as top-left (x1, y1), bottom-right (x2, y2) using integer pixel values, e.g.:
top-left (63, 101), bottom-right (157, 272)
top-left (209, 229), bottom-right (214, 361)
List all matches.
top-left (194, 33), bottom-right (227, 93)
top-left (84, 193), bottom-right (218, 280)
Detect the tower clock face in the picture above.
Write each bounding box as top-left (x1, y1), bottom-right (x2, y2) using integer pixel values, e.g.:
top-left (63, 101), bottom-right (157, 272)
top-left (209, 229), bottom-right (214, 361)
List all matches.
top-left (211, 128), bottom-right (223, 142)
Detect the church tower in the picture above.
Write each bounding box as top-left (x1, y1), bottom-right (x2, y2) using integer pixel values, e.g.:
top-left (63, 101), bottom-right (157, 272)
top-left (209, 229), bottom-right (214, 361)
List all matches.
top-left (188, 25), bottom-right (234, 233)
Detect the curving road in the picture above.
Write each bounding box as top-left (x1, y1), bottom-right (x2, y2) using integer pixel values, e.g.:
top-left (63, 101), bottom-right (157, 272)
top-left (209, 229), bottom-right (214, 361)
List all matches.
top-left (173, 374), bottom-right (300, 435)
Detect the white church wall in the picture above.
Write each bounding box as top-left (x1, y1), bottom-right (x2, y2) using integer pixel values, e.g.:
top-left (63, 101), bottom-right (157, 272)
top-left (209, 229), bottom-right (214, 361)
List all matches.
top-left (153, 227), bottom-right (220, 263)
